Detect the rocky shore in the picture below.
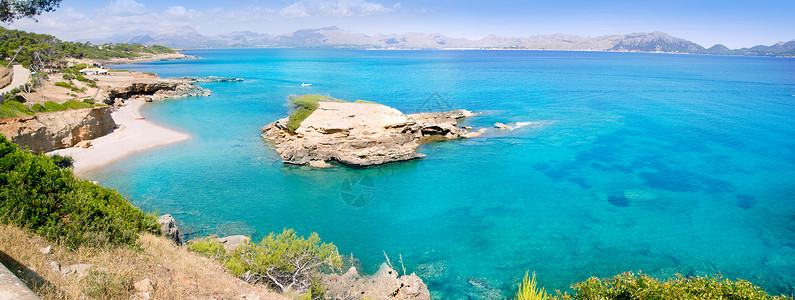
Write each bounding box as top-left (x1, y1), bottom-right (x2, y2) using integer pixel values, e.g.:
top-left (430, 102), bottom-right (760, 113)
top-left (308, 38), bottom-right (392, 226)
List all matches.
top-left (0, 107), bottom-right (116, 154)
top-left (261, 101), bottom-right (481, 167)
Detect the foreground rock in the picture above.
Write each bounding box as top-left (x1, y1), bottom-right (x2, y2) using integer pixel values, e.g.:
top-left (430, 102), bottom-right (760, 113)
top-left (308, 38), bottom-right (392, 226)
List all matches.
top-left (157, 214), bottom-right (182, 245)
top-left (322, 264), bottom-right (430, 300)
top-left (261, 102), bottom-right (477, 167)
top-left (0, 107), bottom-right (116, 154)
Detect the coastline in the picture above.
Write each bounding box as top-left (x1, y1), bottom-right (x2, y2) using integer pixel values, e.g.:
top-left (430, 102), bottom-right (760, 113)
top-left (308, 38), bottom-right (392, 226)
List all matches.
top-left (48, 100), bottom-right (189, 176)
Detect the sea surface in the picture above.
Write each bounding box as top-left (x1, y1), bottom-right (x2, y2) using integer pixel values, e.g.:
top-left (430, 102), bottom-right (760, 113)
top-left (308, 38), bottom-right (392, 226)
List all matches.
top-left (98, 49), bottom-right (795, 298)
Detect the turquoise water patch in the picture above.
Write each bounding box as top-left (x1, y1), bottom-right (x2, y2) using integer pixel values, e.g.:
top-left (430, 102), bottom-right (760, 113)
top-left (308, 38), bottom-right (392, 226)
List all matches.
top-left (94, 49), bottom-right (795, 298)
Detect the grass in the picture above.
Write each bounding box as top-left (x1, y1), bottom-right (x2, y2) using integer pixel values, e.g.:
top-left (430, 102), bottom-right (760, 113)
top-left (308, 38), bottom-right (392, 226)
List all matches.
top-left (0, 224), bottom-right (287, 299)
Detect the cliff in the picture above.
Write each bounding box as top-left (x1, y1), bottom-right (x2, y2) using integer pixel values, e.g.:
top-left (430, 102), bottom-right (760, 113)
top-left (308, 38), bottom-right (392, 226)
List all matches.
top-left (0, 107), bottom-right (116, 154)
top-left (261, 101), bottom-right (479, 167)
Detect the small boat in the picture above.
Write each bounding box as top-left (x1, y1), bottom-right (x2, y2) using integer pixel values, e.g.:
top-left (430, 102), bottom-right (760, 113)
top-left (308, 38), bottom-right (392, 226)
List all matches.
top-left (135, 117), bottom-right (146, 120)
top-left (301, 83), bottom-right (312, 87)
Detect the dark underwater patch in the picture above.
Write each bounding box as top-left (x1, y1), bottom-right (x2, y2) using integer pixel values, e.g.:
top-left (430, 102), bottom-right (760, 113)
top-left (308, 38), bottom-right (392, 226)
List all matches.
top-left (608, 193), bottom-right (630, 207)
top-left (736, 194), bottom-right (756, 210)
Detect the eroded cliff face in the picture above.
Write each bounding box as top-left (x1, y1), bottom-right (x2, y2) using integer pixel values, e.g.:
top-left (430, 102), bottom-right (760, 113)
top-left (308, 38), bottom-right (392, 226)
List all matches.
top-left (0, 107), bottom-right (116, 154)
top-left (105, 81), bottom-right (210, 103)
top-left (261, 101), bottom-right (478, 167)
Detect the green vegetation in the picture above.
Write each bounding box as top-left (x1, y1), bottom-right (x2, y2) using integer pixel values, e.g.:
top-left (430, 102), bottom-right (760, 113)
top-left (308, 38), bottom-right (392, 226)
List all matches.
top-left (516, 272), bottom-right (549, 300)
top-left (0, 0), bottom-right (62, 23)
top-left (0, 98), bottom-right (106, 119)
top-left (189, 228), bottom-right (342, 294)
top-left (0, 135), bottom-right (159, 248)
top-left (0, 26), bottom-right (175, 68)
top-left (286, 94), bottom-right (372, 133)
top-left (515, 271), bottom-right (790, 300)
top-left (63, 99), bottom-right (90, 109)
top-left (81, 270), bottom-right (133, 299)
top-left (43, 101), bottom-right (66, 111)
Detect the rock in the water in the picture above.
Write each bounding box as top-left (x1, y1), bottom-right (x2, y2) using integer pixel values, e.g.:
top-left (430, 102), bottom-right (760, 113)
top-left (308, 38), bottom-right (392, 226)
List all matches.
top-left (134, 278), bottom-right (155, 293)
top-left (216, 235), bottom-right (250, 250)
top-left (261, 101), bottom-right (477, 167)
top-left (157, 214), bottom-right (182, 245)
top-left (322, 264), bottom-right (430, 300)
top-left (494, 122), bottom-right (509, 130)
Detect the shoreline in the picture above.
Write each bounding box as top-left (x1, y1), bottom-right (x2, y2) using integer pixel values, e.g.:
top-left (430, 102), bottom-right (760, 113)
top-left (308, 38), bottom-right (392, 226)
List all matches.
top-left (48, 99), bottom-right (189, 176)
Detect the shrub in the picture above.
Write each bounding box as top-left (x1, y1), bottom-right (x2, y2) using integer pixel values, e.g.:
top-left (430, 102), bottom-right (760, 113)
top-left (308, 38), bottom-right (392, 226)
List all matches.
top-left (82, 98), bottom-right (95, 105)
top-left (555, 271), bottom-right (790, 300)
top-left (50, 154), bottom-right (73, 168)
top-left (189, 229), bottom-right (342, 294)
top-left (286, 94), bottom-right (344, 133)
top-left (3, 100), bottom-right (33, 115)
top-left (516, 271), bottom-right (549, 300)
top-left (54, 81), bottom-right (73, 89)
top-left (75, 75), bottom-right (90, 82)
top-left (43, 101), bottom-right (67, 111)
top-left (62, 74), bottom-right (75, 80)
top-left (63, 99), bottom-right (91, 109)
top-left (30, 103), bottom-right (46, 112)
top-left (0, 135), bottom-right (159, 248)
top-left (188, 237), bottom-right (228, 261)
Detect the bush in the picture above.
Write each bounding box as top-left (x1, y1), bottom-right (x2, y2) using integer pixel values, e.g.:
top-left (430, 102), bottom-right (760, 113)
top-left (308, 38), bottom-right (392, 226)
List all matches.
top-left (82, 98), bottom-right (95, 105)
top-left (553, 272), bottom-right (790, 300)
top-left (516, 271), bottom-right (549, 300)
top-left (3, 100), bottom-right (33, 115)
top-left (63, 99), bottom-right (91, 109)
top-left (54, 81), bottom-right (73, 89)
top-left (62, 74), bottom-right (75, 80)
top-left (43, 101), bottom-right (67, 111)
top-left (0, 135), bottom-right (159, 248)
top-left (189, 229), bottom-right (342, 293)
top-left (50, 154), bottom-right (73, 168)
top-left (30, 103), bottom-right (46, 112)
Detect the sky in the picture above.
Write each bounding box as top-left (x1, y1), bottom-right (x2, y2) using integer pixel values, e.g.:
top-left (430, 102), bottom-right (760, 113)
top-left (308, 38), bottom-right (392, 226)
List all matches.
top-left (4, 0), bottom-right (794, 48)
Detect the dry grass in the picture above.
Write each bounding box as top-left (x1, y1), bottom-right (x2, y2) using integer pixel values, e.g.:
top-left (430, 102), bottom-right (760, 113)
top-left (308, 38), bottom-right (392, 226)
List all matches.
top-left (0, 224), bottom-right (288, 299)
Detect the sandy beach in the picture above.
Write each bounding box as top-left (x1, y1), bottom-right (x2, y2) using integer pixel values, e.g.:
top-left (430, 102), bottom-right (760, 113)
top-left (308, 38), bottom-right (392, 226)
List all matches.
top-left (48, 100), bottom-right (188, 176)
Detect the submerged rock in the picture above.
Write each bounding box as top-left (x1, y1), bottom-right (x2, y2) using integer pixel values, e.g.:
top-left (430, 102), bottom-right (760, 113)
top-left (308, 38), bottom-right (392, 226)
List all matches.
top-left (261, 101), bottom-right (479, 167)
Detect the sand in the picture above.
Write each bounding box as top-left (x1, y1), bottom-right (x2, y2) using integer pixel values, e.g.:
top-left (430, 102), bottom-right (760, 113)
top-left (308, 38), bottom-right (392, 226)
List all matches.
top-left (48, 100), bottom-right (188, 176)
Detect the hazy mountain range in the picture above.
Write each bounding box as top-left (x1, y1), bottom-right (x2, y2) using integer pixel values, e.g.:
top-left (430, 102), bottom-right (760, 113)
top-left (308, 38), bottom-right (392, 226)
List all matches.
top-left (93, 26), bottom-right (795, 56)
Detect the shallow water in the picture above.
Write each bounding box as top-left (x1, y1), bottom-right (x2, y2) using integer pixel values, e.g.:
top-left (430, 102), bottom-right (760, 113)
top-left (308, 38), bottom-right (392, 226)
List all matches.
top-left (96, 49), bottom-right (795, 298)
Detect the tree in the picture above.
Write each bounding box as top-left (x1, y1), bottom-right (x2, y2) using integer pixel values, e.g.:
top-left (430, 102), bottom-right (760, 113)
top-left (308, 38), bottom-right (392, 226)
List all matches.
top-left (1, 0), bottom-right (62, 23)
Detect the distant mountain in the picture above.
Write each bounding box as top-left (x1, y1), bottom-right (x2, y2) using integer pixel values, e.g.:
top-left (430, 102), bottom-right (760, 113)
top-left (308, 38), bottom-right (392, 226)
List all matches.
top-left (95, 26), bottom-right (794, 56)
top-left (611, 32), bottom-right (705, 53)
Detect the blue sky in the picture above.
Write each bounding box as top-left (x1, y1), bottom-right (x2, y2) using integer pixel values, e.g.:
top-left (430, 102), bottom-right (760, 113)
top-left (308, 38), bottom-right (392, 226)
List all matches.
top-left (4, 0), bottom-right (794, 48)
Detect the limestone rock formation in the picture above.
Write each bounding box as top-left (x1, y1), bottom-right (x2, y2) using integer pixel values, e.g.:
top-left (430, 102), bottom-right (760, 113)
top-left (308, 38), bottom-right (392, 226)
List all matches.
top-left (215, 235), bottom-right (250, 250)
top-left (0, 107), bottom-right (116, 154)
top-left (157, 214), bottom-right (182, 245)
top-left (322, 264), bottom-right (430, 300)
top-left (106, 81), bottom-right (210, 103)
top-left (261, 101), bottom-right (477, 167)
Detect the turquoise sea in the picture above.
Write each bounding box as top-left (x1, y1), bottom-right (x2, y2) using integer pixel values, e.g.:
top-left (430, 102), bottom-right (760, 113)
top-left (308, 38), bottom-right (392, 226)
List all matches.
top-left (97, 49), bottom-right (795, 298)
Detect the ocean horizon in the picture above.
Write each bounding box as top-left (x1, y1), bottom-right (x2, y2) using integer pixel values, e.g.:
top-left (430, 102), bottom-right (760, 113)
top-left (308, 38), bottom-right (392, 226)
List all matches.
top-left (94, 49), bottom-right (795, 299)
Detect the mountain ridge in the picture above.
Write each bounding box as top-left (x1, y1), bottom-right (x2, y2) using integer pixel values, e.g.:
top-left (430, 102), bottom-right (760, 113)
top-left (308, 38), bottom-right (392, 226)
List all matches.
top-left (92, 27), bottom-right (795, 56)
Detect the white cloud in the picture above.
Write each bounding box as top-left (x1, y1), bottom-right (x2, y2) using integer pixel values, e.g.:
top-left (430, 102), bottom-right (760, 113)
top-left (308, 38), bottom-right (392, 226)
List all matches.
top-left (280, 0), bottom-right (399, 18)
top-left (102, 0), bottom-right (148, 16)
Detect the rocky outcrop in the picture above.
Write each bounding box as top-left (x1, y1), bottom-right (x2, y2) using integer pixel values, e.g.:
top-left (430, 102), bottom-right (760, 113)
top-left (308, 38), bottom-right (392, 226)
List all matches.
top-left (106, 81), bottom-right (210, 103)
top-left (261, 102), bottom-right (477, 167)
top-left (322, 264), bottom-right (430, 300)
top-left (157, 215), bottom-right (182, 245)
top-left (180, 76), bottom-right (244, 83)
top-left (0, 107), bottom-right (116, 154)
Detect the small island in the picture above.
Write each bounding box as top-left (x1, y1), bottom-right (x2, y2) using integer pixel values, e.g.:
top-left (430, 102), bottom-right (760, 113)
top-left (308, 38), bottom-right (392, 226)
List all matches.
top-left (261, 95), bottom-right (482, 167)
